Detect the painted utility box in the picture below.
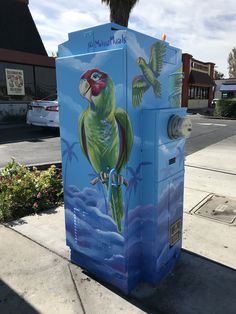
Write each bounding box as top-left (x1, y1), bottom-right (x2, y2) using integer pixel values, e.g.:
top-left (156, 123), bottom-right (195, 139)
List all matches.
top-left (56, 23), bottom-right (191, 293)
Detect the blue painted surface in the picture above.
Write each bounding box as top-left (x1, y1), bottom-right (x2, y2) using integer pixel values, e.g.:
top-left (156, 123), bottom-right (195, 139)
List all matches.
top-left (56, 23), bottom-right (187, 293)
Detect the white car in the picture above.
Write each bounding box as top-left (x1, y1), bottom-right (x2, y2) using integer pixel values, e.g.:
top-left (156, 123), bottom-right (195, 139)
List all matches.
top-left (211, 99), bottom-right (219, 108)
top-left (26, 94), bottom-right (59, 128)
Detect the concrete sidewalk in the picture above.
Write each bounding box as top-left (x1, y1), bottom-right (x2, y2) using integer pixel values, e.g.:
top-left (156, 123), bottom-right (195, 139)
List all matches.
top-left (184, 135), bottom-right (236, 269)
top-left (1, 136), bottom-right (236, 313)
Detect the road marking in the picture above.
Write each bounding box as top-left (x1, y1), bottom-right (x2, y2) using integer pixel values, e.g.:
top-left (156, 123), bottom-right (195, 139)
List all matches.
top-left (213, 123), bottom-right (227, 127)
top-left (196, 123), bottom-right (212, 126)
top-left (196, 123), bottom-right (227, 127)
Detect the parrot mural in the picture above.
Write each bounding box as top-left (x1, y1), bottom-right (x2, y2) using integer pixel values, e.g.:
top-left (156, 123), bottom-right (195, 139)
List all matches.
top-left (78, 68), bottom-right (133, 232)
top-left (132, 41), bottom-right (166, 107)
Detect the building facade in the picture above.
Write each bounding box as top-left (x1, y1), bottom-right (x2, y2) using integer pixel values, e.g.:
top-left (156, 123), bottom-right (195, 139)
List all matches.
top-left (0, 0), bottom-right (56, 121)
top-left (182, 53), bottom-right (215, 110)
top-left (214, 78), bottom-right (236, 100)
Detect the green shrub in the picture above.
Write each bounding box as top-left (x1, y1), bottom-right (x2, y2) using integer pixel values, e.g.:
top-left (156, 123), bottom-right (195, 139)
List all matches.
top-left (214, 99), bottom-right (236, 118)
top-left (0, 160), bottom-right (63, 222)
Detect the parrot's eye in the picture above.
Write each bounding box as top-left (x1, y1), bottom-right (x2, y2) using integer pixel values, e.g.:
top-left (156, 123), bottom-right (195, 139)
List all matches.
top-left (91, 72), bottom-right (101, 81)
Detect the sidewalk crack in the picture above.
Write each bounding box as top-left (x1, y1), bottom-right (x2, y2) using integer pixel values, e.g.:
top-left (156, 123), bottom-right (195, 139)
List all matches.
top-left (68, 263), bottom-right (86, 314)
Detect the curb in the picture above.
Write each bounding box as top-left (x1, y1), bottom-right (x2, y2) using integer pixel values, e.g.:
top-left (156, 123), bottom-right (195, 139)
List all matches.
top-left (0, 161), bottom-right (62, 171)
top-left (26, 161), bottom-right (62, 170)
top-left (200, 115), bottom-right (236, 120)
top-left (187, 112), bottom-right (236, 120)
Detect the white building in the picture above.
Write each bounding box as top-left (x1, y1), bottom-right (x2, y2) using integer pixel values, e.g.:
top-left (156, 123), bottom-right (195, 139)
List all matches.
top-left (214, 78), bottom-right (236, 100)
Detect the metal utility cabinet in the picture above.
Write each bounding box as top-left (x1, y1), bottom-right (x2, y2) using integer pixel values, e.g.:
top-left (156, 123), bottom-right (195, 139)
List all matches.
top-left (56, 23), bottom-right (191, 293)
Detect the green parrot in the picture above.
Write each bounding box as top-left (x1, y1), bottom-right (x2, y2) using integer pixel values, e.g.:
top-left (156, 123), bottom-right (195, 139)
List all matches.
top-left (78, 68), bottom-right (133, 232)
top-left (132, 41), bottom-right (166, 107)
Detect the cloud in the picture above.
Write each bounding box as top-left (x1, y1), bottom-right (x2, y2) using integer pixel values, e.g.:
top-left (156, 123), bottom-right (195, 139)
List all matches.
top-left (127, 32), bottom-right (149, 60)
top-left (59, 50), bottom-right (114, 72)
top-left (204, 13), bottom-right (236, 32)
top-left (29, 0), bottom-right (236, 76)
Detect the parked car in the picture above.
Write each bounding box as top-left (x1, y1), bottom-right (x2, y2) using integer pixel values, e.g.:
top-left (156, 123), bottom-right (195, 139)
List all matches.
top-left (26, 94), bottom-right (59, 128)
top-left (211, 99), bottom-right (219, 108)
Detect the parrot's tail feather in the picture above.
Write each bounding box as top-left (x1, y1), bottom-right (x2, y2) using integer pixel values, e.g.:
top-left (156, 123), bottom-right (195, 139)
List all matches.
top-left (153, 79), bottom-right (161, 97)
top-left (110, 185), bottom-right (123, 233)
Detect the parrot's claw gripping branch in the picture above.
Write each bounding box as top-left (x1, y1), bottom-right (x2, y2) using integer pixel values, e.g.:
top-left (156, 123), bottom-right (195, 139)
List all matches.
top-left (90, 171), bottom-right (128, 187)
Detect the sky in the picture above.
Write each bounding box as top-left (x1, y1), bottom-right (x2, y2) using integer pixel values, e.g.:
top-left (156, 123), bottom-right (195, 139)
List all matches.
top-left (29, 0), bottom-right (236, 77)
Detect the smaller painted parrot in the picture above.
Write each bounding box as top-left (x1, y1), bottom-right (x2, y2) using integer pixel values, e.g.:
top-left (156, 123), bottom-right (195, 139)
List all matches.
top-left (78, 69), bottom-right (133, 232)
top-left (132, 41), bottom-right (166, 107)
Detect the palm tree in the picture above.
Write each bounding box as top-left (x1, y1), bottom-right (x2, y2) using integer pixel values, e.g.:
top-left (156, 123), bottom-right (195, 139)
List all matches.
top-left (101, 0), bottom-right (139, 27)
top-left (61, 138), bottom-right (79, 187)
top-left (126, 161), bottom-right (152, 209)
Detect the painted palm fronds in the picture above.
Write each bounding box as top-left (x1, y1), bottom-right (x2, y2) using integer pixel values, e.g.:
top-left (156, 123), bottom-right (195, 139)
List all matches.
top-left (169, 66), bottom-right (183, 107)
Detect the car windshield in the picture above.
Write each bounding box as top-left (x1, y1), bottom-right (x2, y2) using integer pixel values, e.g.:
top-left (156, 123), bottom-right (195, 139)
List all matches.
top-left (40, 94), bottom-right (57, 101)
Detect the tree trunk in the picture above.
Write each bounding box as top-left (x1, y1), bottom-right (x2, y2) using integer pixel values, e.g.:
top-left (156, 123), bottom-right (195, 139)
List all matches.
top-left (109, 4), bottom-right (131, 27)
top-left (102, 0), bottom-right (138, 27)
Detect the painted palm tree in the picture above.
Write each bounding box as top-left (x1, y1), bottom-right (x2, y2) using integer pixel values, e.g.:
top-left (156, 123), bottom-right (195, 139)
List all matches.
top-left (169, 66), bottom-right (183, 107)
top-left (126, 161), bottom-right (152, 209)
top-left (101, 0), bottom-right (139, 27)
top-left (176, 145), bottom-right (184, 166)
top-left (61, 138), bottom-right (79, 187)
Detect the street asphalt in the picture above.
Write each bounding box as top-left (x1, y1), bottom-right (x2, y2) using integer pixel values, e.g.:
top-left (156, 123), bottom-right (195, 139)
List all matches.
top-left (0, 124), bottom-right (61, 168)
top-left (0, 115), bottom-right (236, 168)
top-left (186, 114), bottom-right (236, 155)
top-left (0, 123), bottom-right (236, 313)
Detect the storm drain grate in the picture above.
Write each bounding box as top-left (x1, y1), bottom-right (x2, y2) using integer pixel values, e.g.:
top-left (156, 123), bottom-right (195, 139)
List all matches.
top-left (193, 194), bottom-right (236, 224)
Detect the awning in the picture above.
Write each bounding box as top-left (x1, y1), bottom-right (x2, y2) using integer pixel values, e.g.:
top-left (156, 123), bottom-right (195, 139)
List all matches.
top-left (189, 70), bottom-right (215, 86)
top-left (220, 84), bottom-right (236, 92)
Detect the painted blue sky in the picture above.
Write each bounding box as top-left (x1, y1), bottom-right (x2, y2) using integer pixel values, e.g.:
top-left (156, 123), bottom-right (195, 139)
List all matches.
top-left (29, 0), bottom-right (236, 77)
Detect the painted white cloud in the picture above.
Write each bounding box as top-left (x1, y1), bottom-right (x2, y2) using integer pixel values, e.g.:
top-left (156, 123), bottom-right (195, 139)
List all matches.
top-left (29, 0), bottom-right (236, 76)
top-left (128, 32), bottom-right (149, 60)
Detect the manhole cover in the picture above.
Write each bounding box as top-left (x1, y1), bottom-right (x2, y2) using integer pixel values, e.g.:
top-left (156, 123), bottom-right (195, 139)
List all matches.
top-left (194, 194), bottom-right (236, 224)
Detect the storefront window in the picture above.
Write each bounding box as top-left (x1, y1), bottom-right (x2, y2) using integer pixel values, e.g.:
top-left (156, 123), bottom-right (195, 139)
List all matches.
top-left (189, 86), bottom-right (194, 99)
top-left (0, 62), bottom-right (56, 102)
top-left (188, 86), bottom-right (209, 100)
top-left (0, 62), bottom-right (35, 101)
top-left (222, 91), bottom-right (236, 99)
top-left (35, 66), bottom-right (56, 99)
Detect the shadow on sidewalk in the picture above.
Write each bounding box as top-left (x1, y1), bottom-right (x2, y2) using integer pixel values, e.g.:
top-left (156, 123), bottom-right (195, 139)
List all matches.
top-left (7, 207), bottom-right (60, 227)
top-left (78, 250), bottom-right (236, 314)
top-left (0, 279), bottom-right (39, 313)
top-left (130, 250), bottom-right (236, 314)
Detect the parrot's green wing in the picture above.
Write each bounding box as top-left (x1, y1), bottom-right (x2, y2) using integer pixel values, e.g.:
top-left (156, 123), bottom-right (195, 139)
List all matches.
top-left (78, 110), bottom-right (90, 162)
top-left (114, 108), bottom-right (133, 172)
top-left (132, 75), bottom-right (149, 107)
top-left (149, 42), bottom-right (166, 77)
